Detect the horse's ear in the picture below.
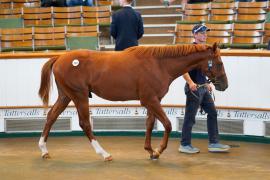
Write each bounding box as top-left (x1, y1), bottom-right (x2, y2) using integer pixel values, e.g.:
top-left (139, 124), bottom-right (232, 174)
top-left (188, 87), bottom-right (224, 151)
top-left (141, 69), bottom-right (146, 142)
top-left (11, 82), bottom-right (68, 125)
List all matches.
top-left (212, 42), bottom-right (218, 53)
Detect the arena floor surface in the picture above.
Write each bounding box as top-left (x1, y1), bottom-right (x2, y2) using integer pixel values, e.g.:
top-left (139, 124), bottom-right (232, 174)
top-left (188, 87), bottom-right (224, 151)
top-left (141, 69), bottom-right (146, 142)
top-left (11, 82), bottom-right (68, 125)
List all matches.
top-left (0, 136), bottom-right (269, 180)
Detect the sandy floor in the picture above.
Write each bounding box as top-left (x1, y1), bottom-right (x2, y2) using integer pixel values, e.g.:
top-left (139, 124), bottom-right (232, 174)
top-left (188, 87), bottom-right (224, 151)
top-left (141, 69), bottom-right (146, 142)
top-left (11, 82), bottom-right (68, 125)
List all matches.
top-left (0, 136), bottom-right (270, 180)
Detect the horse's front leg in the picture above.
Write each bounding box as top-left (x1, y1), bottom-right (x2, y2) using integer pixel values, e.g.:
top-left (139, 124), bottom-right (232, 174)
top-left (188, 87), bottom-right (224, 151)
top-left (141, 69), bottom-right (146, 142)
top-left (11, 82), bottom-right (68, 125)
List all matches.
top-left (144, 111), bottom-right (156, 158)
top-left (142, 97), bottom-right (172, 160)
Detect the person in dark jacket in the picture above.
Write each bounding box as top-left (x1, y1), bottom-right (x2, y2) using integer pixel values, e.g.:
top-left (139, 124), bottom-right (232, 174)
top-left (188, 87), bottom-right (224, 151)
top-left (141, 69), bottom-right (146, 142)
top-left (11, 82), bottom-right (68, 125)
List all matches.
top-left (110, 0), bottom-right (144, 51)
top-left (179, 24), bottom-right (230, 154)
top-left (41, 0), bottom-right (66, 7)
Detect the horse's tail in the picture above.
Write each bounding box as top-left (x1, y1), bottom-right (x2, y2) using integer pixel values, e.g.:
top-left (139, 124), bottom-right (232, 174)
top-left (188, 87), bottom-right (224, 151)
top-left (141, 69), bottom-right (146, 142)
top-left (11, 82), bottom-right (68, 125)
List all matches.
top-left (38, 56), bottom-right (58, 108)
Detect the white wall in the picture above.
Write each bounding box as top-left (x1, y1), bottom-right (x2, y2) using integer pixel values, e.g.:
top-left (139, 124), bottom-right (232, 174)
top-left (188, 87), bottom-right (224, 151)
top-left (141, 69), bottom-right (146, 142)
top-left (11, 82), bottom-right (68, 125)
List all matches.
top-left (0, 55), bottom-right (270, 136)
top-left (0, 56), bottom-right (270, 108)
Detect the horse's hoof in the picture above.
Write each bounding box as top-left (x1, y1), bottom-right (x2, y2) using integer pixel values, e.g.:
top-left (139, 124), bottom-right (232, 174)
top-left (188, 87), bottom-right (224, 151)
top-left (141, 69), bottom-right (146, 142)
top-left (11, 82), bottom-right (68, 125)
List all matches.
top-left (154, 148), bottom-right (161, 156)
top-left (150, 148), bottom-right (161, 160)
top-left (150, 154), bottom-right (159, 160)
top-left (104, 155), bottom-right (113, 162)
top-left (42, 153), bottom-right (51, 159)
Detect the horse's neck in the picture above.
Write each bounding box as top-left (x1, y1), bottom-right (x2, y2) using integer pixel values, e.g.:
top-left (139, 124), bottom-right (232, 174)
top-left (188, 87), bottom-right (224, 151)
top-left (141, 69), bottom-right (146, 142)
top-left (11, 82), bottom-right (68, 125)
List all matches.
top-left (164, 50), bottom-right (210, 81)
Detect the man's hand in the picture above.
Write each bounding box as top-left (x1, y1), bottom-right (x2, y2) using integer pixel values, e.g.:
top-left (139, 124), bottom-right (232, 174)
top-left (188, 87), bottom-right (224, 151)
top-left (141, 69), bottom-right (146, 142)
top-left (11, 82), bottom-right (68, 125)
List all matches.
top-left (206, 83), bottom-right (213, 92)
top-left (188, 82), bottom-right (197, 91)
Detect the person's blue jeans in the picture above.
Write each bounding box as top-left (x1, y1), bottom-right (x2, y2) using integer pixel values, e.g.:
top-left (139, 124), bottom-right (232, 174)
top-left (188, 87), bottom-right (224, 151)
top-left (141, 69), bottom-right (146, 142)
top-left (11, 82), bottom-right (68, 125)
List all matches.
top-left (66, 0), bottom-right (93, 6)
top-left (181, 84), bottom-right (219, 146)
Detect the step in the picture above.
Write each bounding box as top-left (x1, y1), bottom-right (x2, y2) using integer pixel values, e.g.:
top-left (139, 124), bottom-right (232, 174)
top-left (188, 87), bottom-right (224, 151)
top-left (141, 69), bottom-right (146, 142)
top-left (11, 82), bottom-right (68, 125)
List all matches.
top-left (101, 36), bottom-right (174, 47)
top-left (139, 35), bottom-right (174, 44)
top-left (144, 24), bottom-right (176, 34)
top-left (99, 25), bottom-right (176, 45)
top-left (135, 0), bottom-right (182, 6)
top-left (142, 15), bottom-right (182, 24)
top-left (134, 5), bottom-right (182, 15)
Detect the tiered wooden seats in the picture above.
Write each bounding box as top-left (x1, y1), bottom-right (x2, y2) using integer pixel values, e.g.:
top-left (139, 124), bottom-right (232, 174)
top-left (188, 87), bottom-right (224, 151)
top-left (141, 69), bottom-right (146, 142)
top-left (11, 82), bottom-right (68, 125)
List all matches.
top-left (205, 22), bottom-right (233, 46)
top-left (0, 27), bottom-right (33, 51)
top-left (0, 0), bottom-right (40, 9)
top-left (95, 0), bottom-right (112, 6)
top-left (232, 31), bottom-right (262, 44)
top-left (66, 25), bottom-right (99, 50)
top-left (180, 1), bottom-right (268, 23)
top-left (0, 0), bottom-right (12, 9)
top-left (184, 9), bottom-right (209, 22)
top-left (53, 6), bottom-right (82, 26)
top-left (210, 2), bottom-right (236, 21)
top-left (0, 5), bottom-right (108, 51)
top-left (94, 5), bottom-right (111, 24)
top-left (263, 23), bottom-right (270, 44)
top-left (184, 3), bottom-right (209, 10)
top-left (23, 7), bottom-right (53, 27)
top-left (13, 0), bottom-right (40, 8)
top-left (173, 1), bottom-right (270, 48)
top-left (236, 1), bottom-right (268, 21)
top-left (210, 9), bottom-right (235, 21)
top-left (233, 22), bottom-right (264, 31)
top-left (20, 6), bottom-right (111, 26)
top-left (174, 23), bottom-right (196, 44)
top-left (211, 2), bottom-right (235, 9)
top-left (34, 26), bottom-right (66, 50)
top-left (66, 25), bottom-right (98, 37)
top-left (231, 22), bottom-right (264, 48)
top-left (82, 6), bottom-right (101, 25)
top-left (82, 6), bottom-right (111, 25)
top-left (212, 0), bottom-right (233, 2)
top-left (0, 25), bottom-right (99, 51)
top-left (174, 20), bottom-right (268, 49)
top-left (182, 3), bottom-right (209, 22)
top-left (0, 8), bottom-right (21, 18)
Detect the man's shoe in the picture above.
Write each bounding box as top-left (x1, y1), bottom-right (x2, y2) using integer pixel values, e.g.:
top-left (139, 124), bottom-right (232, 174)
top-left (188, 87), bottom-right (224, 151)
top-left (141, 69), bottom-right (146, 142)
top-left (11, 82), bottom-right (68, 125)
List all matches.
top-left (208, 143), bottom-right (230, 152)
top-left (178, 145), bottom-right (200, 154)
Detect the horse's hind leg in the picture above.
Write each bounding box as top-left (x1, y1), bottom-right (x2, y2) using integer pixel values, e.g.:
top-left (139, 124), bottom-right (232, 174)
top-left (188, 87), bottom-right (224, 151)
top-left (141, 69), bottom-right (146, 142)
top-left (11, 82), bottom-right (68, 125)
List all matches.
top-left (72, 91), bottom-right (112, 161)
top-left (39, 92), bottom-right (71, 159)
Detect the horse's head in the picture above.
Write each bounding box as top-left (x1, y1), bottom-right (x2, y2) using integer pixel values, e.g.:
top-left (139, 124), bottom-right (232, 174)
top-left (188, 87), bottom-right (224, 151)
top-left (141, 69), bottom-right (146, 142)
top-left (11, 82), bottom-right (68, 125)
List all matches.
top-left (201, 43), bottom-right (228, 91)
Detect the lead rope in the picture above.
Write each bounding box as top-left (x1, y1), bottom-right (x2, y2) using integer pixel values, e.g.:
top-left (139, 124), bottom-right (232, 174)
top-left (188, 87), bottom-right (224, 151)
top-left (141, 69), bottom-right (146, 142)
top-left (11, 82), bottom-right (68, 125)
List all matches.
top-left (190, 83), bottom-right (215, 115)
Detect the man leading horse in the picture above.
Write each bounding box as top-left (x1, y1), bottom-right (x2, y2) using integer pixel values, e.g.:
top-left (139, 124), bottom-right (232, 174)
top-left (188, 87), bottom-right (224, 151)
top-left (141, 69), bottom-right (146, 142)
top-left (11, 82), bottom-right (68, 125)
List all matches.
top-left (179, 24), bottom-right (230, 154)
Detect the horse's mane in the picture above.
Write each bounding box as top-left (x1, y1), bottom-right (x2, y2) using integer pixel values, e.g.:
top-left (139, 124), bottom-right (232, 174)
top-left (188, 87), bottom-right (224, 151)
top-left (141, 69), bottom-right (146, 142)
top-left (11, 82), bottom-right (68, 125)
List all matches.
top-left (124, 44), bottom-right (212, 58)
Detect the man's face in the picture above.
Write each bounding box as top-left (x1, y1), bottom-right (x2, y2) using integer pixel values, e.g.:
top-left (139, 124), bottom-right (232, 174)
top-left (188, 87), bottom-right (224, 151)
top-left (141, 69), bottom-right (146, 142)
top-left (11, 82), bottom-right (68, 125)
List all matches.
top-left (119, 0), bottom-right (126, 6)
top-left (194, 31), bottom-right (207, 44)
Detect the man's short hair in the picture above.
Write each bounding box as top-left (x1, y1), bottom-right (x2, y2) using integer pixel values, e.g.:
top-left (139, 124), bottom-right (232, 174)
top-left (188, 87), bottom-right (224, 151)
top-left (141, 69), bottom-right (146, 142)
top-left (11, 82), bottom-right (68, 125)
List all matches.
top-left (192, 24), bottom-right (210, 34)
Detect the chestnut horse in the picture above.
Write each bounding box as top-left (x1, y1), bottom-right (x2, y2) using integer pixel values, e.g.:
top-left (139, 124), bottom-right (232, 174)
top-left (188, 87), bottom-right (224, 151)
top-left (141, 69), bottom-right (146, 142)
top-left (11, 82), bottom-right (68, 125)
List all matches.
top-left (38, 43), bottom-right (228, 161)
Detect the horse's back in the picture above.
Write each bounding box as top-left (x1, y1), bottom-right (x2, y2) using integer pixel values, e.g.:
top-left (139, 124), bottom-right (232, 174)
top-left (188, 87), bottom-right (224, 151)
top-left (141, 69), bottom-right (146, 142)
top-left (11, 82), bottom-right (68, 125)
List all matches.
top-left (51, 49), bottom-right (167, 101)
top-left (52, 50), bottom-right (140, 96)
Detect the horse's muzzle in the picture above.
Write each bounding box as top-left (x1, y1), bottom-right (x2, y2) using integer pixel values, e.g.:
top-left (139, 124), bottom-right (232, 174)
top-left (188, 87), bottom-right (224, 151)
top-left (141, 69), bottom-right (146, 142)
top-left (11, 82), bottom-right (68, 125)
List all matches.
top-left (214, 76), bottom-right (228, 91)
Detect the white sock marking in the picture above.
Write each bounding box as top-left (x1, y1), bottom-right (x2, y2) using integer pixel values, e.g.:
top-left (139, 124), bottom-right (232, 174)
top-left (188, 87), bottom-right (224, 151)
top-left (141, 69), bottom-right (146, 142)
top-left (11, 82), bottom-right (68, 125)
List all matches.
top-left (91, 140), bottom-right (111, 159)
top-left (38, 136), bottom-right (48, 156)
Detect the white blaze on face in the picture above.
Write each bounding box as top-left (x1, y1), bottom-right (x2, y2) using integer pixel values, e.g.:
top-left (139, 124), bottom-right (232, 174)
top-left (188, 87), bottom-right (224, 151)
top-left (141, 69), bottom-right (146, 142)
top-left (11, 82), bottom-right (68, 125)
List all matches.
top-left (72, 59), bottom-right (80, 67)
